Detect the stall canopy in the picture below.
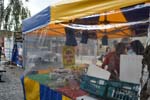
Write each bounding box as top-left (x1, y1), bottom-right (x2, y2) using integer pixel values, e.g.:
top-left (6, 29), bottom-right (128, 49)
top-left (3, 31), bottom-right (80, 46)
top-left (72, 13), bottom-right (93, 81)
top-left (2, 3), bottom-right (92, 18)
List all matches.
top-left (22, 0), bottom-right (149, 38)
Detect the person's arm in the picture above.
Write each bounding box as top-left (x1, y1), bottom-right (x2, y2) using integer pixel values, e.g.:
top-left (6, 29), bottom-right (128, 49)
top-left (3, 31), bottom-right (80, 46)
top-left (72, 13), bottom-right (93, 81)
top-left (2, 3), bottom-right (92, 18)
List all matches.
top-left (101, 55), bottom-right (109, 69)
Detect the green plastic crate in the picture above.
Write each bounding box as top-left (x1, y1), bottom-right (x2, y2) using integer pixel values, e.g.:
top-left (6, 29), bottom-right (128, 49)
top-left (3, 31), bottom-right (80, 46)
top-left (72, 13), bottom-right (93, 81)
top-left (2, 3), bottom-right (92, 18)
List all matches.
top-left (80, 75), bottom-right (108, 98)
top-left (107, 80), bottom-right (140, 100)
top-left (80, 75), bottom-right (140, 100)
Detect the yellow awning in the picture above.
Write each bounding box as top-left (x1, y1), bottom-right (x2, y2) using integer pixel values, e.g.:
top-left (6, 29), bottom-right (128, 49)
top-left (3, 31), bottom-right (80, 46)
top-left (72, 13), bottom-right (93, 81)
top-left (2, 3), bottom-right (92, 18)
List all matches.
top-left (23, 0), bottom-right (149, 38)
top-left (51, 0), bottom-right (149, 23)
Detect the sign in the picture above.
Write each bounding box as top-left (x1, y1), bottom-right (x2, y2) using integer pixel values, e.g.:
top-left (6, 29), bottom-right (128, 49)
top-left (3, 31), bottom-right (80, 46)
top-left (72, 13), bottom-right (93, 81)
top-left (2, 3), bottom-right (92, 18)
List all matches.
top-left (120, 55), bottom-right (143, 84)
top-left (63, 46), bottom-right (75, 66)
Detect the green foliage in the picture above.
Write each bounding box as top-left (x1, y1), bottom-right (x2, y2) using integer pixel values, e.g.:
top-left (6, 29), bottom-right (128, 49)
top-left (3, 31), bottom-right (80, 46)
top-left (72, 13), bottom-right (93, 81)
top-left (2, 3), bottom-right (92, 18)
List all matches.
top-left (0, 0), bottom-right (4, 29)
top-left (0, 0), bottom-right (30, 32)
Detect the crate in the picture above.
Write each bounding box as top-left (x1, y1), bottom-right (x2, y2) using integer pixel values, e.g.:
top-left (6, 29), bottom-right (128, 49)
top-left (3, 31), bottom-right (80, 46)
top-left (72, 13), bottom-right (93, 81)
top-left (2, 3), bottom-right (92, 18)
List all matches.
top-left (107, 80), bottom-right (140, 100)
top-left (80, 75), bottom-right (140, 100)
top-left (80, 75), bottom-right (108, 98)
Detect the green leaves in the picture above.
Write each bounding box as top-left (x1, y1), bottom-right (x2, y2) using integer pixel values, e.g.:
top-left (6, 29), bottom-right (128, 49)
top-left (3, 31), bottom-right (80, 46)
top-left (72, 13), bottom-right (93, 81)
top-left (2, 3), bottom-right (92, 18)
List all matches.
top-left (0, 0), bottom-right (4, 29)
top-left (0, 0), bottom-right (30, 32)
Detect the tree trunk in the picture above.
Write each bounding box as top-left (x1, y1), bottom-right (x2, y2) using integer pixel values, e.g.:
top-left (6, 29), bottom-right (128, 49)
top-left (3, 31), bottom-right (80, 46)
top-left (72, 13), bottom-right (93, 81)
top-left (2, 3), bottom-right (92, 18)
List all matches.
top-left (0, 0), bottom-right (4, 29)
top-left (0, 0), bottom-right (4, 30)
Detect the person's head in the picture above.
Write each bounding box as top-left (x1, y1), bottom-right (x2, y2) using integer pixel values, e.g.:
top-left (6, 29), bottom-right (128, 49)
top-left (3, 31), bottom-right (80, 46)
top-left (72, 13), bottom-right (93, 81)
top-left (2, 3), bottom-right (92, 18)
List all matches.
top-left (120, 38), bottom-right (131, 44)
top-left (115, 42), bottom-right (127, 56)
top-left (111, 40), bottom-right (118, 52)
top-left (130, 40), bottom-right (144, 55)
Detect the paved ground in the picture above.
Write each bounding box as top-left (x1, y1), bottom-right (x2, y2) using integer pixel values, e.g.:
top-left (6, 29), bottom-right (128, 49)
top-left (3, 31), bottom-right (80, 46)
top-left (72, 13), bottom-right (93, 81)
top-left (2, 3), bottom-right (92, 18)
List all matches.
top-left (0, 64), bottom-right (24, 100)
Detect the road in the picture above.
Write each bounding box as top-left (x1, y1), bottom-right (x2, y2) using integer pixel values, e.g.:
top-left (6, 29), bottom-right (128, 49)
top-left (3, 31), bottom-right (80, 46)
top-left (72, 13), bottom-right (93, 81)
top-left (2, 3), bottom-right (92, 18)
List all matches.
top-left (0, 64), bottom-right (24, 100)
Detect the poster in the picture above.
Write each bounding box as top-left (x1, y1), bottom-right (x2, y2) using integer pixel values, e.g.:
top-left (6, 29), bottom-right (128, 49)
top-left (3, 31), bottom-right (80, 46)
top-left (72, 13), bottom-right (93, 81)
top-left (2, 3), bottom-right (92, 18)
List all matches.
top-left (120, 55), bottom-right (143, 84)
top-left (63, 46), bottom-right (75, 67)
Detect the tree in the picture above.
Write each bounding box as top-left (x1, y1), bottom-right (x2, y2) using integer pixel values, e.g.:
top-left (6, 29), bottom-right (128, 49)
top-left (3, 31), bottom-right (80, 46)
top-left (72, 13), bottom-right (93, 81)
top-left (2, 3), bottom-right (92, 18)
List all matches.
top-left (0, 0), bottom-right (4, 29)
top-left (0, 0), bottom-right (30, 32)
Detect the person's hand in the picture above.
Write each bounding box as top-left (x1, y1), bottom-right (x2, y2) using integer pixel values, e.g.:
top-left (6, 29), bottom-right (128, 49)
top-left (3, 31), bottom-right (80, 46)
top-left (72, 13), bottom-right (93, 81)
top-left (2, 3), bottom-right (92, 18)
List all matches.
top-left (114, 70), bottom-right (119, 80)
top-left (140, 77), bottom-right (144, 84)
top-left (104, 65), bottom-right (108, 70)
top-left (98, 65), bottom-right (103, 68)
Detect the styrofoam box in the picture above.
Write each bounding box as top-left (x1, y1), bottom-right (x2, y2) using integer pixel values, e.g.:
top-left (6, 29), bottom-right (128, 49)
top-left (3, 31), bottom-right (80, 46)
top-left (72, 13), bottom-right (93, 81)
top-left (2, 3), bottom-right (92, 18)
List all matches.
top-left (87, 64), bottom-right (110, 80)
top-left (76, 95), bottom-right (98, 100)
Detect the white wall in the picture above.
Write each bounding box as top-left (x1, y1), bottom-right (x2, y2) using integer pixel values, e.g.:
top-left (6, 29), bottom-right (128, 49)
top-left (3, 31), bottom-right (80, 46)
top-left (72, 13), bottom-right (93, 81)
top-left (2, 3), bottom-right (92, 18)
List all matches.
top-left (4, 36), bottom-right (14, 61)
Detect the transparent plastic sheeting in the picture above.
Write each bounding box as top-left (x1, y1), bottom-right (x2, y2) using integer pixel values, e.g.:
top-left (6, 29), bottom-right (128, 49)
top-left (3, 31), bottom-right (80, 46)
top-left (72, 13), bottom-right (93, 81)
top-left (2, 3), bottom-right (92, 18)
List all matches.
top-left (22, 0), bottom-right (149, 33)
top-left (23, 3), bottom-right (150, 39)
top-left (23, 32), bottom-right (98, 75)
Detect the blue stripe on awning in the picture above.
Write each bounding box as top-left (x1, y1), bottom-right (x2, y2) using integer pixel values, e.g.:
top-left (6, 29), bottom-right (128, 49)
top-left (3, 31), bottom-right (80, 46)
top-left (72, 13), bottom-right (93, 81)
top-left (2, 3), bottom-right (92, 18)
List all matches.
top-left (123, 4), bottom-right (149, 22)
top-left (122, 4), bottom-right (149, 35)
top-left (22, 6), bottom-right (50, 34)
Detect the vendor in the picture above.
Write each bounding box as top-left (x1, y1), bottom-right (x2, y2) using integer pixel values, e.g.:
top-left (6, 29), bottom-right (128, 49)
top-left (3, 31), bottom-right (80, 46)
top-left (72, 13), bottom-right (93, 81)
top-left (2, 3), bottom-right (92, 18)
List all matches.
top-left (101, 42), bottom-right (127, 80)
top-left (127, 40), bottom-right (144, 55)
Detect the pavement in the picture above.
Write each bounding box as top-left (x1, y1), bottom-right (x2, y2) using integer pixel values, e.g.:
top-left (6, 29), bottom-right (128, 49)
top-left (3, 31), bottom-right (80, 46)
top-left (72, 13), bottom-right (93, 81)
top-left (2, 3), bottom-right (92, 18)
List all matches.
top-left (0, 63), bottom-right (24, 100)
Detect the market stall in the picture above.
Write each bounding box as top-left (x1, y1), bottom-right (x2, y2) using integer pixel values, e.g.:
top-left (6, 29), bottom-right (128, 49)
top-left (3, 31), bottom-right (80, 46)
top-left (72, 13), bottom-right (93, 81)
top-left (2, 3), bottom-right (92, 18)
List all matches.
top-left (21, 1), bottom-right (149, 100)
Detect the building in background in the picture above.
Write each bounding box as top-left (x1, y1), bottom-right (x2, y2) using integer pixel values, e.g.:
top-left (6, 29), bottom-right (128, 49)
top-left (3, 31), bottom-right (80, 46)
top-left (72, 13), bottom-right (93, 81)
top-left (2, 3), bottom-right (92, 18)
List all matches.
top-left (0, 30), bottom-right (13, 61)
top-left (4, 36), bottom-right (14, 61)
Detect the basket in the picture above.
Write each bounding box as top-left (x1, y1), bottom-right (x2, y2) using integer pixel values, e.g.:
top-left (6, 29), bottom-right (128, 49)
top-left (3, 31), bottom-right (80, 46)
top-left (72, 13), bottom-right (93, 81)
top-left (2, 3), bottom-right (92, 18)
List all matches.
top-left (80, 75), bottom-right (140, 100)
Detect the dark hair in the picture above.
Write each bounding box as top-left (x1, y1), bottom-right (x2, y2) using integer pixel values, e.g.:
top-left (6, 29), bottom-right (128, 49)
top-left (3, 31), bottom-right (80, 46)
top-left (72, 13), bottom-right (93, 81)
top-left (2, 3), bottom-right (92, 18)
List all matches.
top-left (115, 42), bottom-right (126, 56)
top-left (130, 40), bottom-right (144, 55)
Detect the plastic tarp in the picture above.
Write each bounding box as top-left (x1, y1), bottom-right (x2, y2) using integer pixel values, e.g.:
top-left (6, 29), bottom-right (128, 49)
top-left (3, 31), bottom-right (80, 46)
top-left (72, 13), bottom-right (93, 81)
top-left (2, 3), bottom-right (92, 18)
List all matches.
top-left (23, 3), bottom-right (150, 38)
top-left (22, 7), bottom-right (50, 33)
top-left (22, 0), bottom-right (149, 34)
